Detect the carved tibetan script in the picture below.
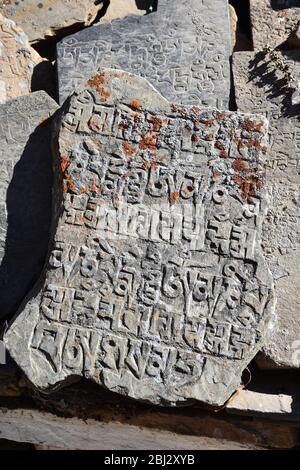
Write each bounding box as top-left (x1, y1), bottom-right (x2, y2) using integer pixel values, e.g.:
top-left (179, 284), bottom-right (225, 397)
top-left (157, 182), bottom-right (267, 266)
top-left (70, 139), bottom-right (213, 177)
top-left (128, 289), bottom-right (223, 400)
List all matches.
top-left (4, 70), bottom-right (275, 406)
top-left (56, 0), bottom-right (231, 109)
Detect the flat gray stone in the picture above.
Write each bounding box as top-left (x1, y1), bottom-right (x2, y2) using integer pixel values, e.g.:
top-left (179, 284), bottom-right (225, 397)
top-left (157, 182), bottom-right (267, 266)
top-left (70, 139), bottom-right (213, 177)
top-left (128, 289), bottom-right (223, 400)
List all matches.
top-left (0, 0), bottom-right (105, 44)
top-left (4, 70), bottom-right (275, 406)
top-left (56, 0), bottom-right (231, 108)
top-left (0, 92), bottom-right (58, 319)
top-left (233, 50), bottom-right (300, 368)
top-left (250, 0), bottom-right (300, 50)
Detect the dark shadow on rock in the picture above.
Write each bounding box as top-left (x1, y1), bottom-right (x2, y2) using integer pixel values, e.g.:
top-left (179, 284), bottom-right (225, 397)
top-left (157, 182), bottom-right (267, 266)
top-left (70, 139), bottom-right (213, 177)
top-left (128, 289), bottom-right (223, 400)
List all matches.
top-left (248, 51), bottom-right (300, 119)
top-left (136, 0), bottom-right (158, 13)
top-left (31, 60), bottom-right (58, 103)
top-left (271, 0), bottom-right (299, 10)
top-left (0, 118), bottom-right (54, 325)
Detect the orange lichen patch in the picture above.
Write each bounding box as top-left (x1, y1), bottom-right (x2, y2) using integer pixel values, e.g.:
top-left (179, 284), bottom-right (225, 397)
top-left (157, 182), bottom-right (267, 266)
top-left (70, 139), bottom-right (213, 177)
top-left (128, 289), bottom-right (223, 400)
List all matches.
top-left (192, 106), bottom-right (201, 113)
top-left (143, 161), bottom-right (159, 170)
top-left (63, 175), bottom-right (75, 193)
top-left (132, 112), bottom-right (142, 123)
top-left (122, 141), bottom-right (137, 155)
top-left (233, 174), bottom-right (262, 200)
top-left (149, 115), bottom-right (165, 131)
top-left (232, 158), bottom-right (263, 199)
top-left (215, 141), bottom-right (228, 158)
top-left (204, 118), bottom-right (215, 127)
top-left (170, 191), bottom-right (180, 204)
top-left (215, 112), bottom-right (226, 121)
top-left (232, 158), bottom-right (248, 172)
top-left (191, 134), bottom-right (199, 142)
top-left (87, 74), bottom-right (110, 101)
top-left (60, 154), bottom-right (70, 174)
top-left (204, 133), bottom-right (214, 141)
top-left (212, 170), bottom-right (221, 180)
top-left (129, 100), bottom-right (142, 110)
top-left (139, 133), bottom-right (157, 150)
top-left (242, 119), bottom-right (264, 133)
top-left (238, 139), bottom-right (267, 154)
top-left (91, 180), bottom-right (102, 193)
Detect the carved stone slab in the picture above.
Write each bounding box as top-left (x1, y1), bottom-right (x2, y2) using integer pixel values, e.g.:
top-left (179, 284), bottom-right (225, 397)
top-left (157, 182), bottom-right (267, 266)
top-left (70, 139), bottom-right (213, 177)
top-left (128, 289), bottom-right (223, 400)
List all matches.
top-left (4, 70), bottom-right (275, 406)
top-left (233, 51), bottom-right (300, 368)
top-left (0, 13), bottom-right (51, 104)
top-left (56, 0), bottom-right (231, 109)
top-left (0, 91), bottom-right (58, 319)
top-left (250, 0), bottom-right (300, 50)
top-left (0, 0), bottom-right (104, 44)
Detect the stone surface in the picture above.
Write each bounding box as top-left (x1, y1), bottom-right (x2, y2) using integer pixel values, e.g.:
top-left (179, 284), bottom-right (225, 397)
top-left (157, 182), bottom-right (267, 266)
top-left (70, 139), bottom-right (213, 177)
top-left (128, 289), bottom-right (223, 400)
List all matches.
top-left (0, 13), bottom-right (53, 103)
top-left (0, 408), bottom-right (264, 450)
top-left (0, 0), bottom-right (104, 44)
top-left (0, 91), bottom-right (58, 319)
top-left (56, 0), bottom-right (231, 108)
top-left (250, 0), bottom-right (300, 50)
top-left (226, 390), bottom-right (293, 416)
top-left (4, 69), bottom-right (275, 406)
top-left (100, 0), bottom-right (156, 22)
top-left (233, 51), bottom-right (300, 368)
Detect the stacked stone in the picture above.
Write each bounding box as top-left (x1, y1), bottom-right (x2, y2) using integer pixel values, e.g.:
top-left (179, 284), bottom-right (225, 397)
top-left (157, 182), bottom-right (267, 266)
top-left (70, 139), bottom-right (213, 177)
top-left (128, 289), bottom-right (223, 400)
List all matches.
top-left (232, 1), bottom-right (300, 369)
top-left (1, 0), bottom-right (293, 410)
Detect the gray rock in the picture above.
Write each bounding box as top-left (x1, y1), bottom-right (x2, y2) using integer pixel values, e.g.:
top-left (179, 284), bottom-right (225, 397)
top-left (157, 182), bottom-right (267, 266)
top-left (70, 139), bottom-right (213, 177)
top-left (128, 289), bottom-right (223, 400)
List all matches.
top-left (0, 0), bottom-right (105, 44)
top-left (250, 0), bottom-right (300, 50)
top-left (56, 0), bottom-right (231, 108)
top-left (4, 69), bottom-right (275, 406)
top-left (0, 13), bottom-right (54, 104)
top-left (0, 91), bottom-right (58, 319)
top-left (233, 50), bottom-right (300, 368)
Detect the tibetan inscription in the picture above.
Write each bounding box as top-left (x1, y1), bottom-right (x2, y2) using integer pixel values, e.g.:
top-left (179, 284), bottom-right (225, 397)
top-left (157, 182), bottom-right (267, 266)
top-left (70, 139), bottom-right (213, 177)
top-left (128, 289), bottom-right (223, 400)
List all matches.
top-left (56, 0), bottom-right (231, 109)
top-left (4, 70), bottom-right (275, 406)
top-left (0, 91), bottom-right (58, 318)
top-left (233, 50), bottom-right (300, 368)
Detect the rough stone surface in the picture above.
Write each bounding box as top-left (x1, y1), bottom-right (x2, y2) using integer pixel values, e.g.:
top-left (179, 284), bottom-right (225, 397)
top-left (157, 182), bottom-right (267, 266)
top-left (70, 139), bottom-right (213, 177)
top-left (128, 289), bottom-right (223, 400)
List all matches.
top-left (100, 0), bottom-right (155, 23)
top-left (0, 13), bottom-right (53, 103)
top-left (0, 91), bottom-right (58, 319)
top-left (233, 51), bottom-right (300, 368)
top-left (4, 69), bottom-right (275, 406)
top-left (226, 390), bottom-right (293, 416)
top-left (250, 0), bottom-right (300, 50)
top-left (0, 0), bottom-right (104, 44)
top-left (56, 0), bottom-right (231, 108)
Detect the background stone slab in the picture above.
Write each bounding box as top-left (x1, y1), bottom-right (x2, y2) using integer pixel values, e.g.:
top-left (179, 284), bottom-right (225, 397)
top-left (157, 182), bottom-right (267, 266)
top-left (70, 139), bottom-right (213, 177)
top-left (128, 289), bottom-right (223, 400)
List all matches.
top-left (100, 0), bottom-right (156, 23)
top-left (250, 0), bottom-right (300, 50)
top-left (0, 13), bottom-right (53, 103)
top-left (56, 0), bottom-right (231, 108)
top-left (233, 50), bottom-right (300, 368)
top-left (0, 91), bottom-right (58, 319)
top-left (4, 69), bottom-right (274, 406)
top-left (0, 0), bottom-right (105, 44)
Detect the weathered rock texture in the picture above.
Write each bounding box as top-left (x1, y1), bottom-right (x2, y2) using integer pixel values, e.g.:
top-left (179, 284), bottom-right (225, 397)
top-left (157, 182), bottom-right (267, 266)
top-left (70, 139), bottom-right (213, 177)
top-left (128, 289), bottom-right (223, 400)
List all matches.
top-left (0, 0), bottom-right (104, 44)
top-left (0, 13), bottom-right (51, 103)
top-left (56, 0), bottom-right (231, 108)
top-left (4, 69), bottom-right (275, 406)
top-left (0, 91), bottom-right (58, 319)
top-left (233, 50), bottom-right (300, 368)
top-left (250, 0), bottom-right (300, 50)
top-left (100, 0), bottom-right (154, 23)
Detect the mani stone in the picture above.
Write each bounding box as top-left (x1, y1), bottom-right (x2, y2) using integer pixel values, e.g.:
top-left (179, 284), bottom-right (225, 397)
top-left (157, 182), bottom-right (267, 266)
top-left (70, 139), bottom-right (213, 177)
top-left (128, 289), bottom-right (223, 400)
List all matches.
top-left (0, 0), bottom-right (105, 44)
top-left (4, 69), bottom-right (275, 406)
top-left (250, 0), bottom-right (300, 50)
top-left (56, 0), bottom-right (231, 109)
top-left (0, 13), bottom-right (51, 104)
top-left (0, 91), bottom-right (58, 319)
top-left (233, 51), bottom-right (300, 368)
